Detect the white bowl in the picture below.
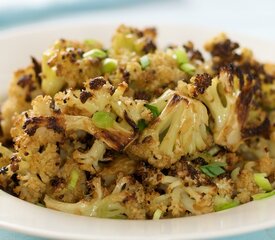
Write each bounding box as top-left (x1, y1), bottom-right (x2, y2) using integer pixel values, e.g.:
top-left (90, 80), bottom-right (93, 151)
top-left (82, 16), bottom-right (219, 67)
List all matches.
top-left (0, 22), bottom-right (275, 240)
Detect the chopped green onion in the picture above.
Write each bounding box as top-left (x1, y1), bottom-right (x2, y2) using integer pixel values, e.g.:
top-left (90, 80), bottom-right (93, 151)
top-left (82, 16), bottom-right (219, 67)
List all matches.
top-left (102, 58), bottom-right (118, 73)
top-left (153, 209), bottom-right (163, 220)
top-left (214, 200), bottom-right (240, 212)
top-left (140, 55), bottom-right (150, 69)
top-left (145, 104), bottom-right (160, 118)
top-left (253, 173), bottom-right (273, 191)
top-left (173, 48), bottom-right (188, 65)
top-left (83, 48), bottom-right (107, 59)
top-left (137, 119), bottom-right (147, 131)
top-left (200, 162), bottom-right (226, 178)
top-left (252, 190), bottom-right (275, 200)
top-left (207, 145), bottom-right (221, 156)
top-left (68, 169), bottom-right (79, 190)
top-left (231, 167), bottom-right (240, 181)
top-left (92, 111), bottom-right (115, 129)
top-left (180, 63), bottom-right (196, 75)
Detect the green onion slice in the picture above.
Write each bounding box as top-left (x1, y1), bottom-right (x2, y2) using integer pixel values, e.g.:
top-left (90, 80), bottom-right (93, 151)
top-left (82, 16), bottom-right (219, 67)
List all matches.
top-left (180, 63), bottom-right (196, 75)
top-left (153, 209), bottom-right (163, 220)
top-left (145, 104), bottom-right (160, 118)
top-left (83, 48), bottom-right (107, 59)
top-left (214, 200), bottom-right (240, 212)
top-left (200, 162), bottom-right (226, 178)
top-left (137, 119), bottom-right (147, 131)
top-left (68, 169), bottom-right (79, 190)
top-left (207, 145), bottom-right (221, 156)
top-left (92, 111), bottom-right (115, 129)
top-left (102, 58), bottom-right (118, 74)
top-left (173, 48), bottom-right (188, 65)
top-left (140, 55), bottom-right (150, 69)
top-left (253, 173), bottom-right (273, 191)
top-left (252, 190), bottom-right (275, 200)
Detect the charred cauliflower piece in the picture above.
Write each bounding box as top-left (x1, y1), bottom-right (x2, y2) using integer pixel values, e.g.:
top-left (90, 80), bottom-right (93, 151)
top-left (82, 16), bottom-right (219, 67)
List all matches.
top-left (10, 95), bottom-right (65, 203)
top-left (46, 159), bottom-right (87, 203)
top-left (184, 66), bottom-right (256, 151)
top-left (98, 154), bottom-right (138, 186)
top-left (58, 77), bottom-right (152, 152)
top-left (136, 159), bottom-right (235, 218)
top-left (0, 58), bottom-right (43, 142)
top-left (0, 144), bottom-right (14, 189)
top-left (41, 39), bottom-right (103, 96)
top-left (235, 162), bottom-right (260, 203)
top-left (109, 51), bottom-right (187, 99)
top-left (109, 24), bottom-right (157, 61)
top-left (44, 176), bottom-right (146, 219)
top-left (128, 87), bottom-right (212, 168)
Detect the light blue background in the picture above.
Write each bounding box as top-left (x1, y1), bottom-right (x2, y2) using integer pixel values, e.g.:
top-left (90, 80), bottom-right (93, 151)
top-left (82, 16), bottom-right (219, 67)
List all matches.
top-left (1, 227), bottom-right (275, 240)
top-left (1, 0), bottom-right (275, 239)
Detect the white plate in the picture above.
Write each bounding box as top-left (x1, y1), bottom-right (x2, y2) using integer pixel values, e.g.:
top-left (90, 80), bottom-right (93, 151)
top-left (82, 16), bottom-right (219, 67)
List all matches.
top-left (0, 22), bottom-right (275, 240)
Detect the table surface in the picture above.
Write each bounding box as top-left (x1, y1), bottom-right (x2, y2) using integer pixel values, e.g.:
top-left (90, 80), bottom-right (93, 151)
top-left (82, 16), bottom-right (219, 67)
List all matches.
top-left (1, 0), bottom-right (275, 239)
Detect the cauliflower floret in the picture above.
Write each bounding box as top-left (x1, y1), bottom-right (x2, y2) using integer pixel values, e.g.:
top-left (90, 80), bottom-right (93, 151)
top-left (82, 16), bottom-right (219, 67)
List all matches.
top-left (98, 154), bottom-right (138, 186)
top-left (44, 176), bottom-right (146, 219)
top-left (204, 33), bottom-right (241, 71)
top-left (235, 161), bottom-right (260, 203)
top-left (158, 175), bottom-right (217, 217)
top-left (135, 160), bottom-right (218, 218)
top-left (41, 39), bottom-right (103, 96)
top-left (257, 153), bottom-right (275, 176)
top-left (0, 144), bottom-right (14, 189)
top-left (46, 159), bottom-right (87, 203)
top-left (109, 24), bottom-right (157, 61)
top-left (0, 59), bottom-right (43, 142)
top-left (10, 95), bottom-right (65, 203)
top-left (128, 88), bottom-right (212, 168)
top-left (183, 66), bottom-right (256, 151)
top-left (54, 76), bottom-right (113, 117)
top-left (109, 51), bottom-right (187, 98)
top-left (214, 177), bottom-right (234, 197)
top-left (58, 77), bottom-right (152, 152)
top-left (73, 140), bottom-right (106, 173)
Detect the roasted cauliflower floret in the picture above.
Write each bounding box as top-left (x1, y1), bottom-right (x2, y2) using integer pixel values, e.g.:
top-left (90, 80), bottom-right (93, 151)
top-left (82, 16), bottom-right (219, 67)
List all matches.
top-left (58, 77), bottom-right (152, 152)
top-left (54, 76), bottom-right (113, 117)
top-left (0, 58), bottom-right (43, 142)
top-left (41, 39), bottom-right (103, 96)
top-left (10, 95), bottom-right (65, 203)
top-left (73, 139), bottom-right (106, 173)
top-left (128, 88), bottom-right (212, 168)
top-left (98, 154), bottom-right (137, 186)
top-left (235, 161), bottom-right (260, 203)
top-left (46, 159), bottom-right (87, 203)
top-left (183, 66), bottom-right (256, 151)
top-left (109, 51), bottom-right (187, 98)
top-left (0, 144), bottom-right (14, 189)
top-left (204, 33), bottom-right (241, 72)
top-left (136, 160), bottom-right (218, 218)
top-left (44, 176), bottom-right (146, 219)
top-left (109, 24), bottom-right (157, 61)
